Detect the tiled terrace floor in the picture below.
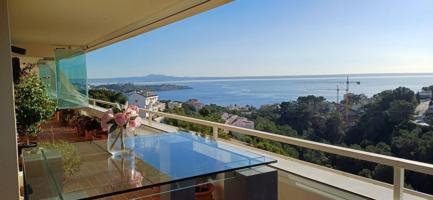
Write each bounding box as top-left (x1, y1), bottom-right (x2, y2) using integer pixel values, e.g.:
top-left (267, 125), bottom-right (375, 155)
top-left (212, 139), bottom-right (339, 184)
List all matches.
top-left (35, 120), bottom-right (166, 199)
top-left (38, 120), bottom-right (91, 143)
top-left (38, 120), bottom-right (163, 143)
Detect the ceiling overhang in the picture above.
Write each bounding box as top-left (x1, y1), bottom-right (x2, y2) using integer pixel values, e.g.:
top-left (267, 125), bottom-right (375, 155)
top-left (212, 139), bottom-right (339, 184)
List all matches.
top-left (9, 0), bottom-right (231, 57)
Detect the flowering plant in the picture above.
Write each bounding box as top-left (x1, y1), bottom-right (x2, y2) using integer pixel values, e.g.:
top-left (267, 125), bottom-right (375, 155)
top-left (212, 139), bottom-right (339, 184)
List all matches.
top-left (101, 103), bottom-right (142, 131)
top-left (101, 103), bottom-right (142, 152)
top-left (15, 72), bottom-right (57, 140)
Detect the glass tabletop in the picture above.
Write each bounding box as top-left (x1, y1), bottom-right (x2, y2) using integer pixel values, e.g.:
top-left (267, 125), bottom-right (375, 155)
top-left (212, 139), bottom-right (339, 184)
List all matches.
top-left (22, 132), bottom-right (276, 199)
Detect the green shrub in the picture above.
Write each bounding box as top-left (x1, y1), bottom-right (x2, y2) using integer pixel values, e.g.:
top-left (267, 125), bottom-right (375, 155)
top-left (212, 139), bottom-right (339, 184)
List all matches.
top-left (15, 72), bottom-right (57, 137)
top-left (39, 140), bottom-right (81, 176)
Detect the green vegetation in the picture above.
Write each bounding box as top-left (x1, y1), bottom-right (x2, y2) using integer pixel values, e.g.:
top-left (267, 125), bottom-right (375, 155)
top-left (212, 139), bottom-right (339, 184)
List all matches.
top-left (165, 104), bottom-right (230, 139)
top-left (39, 140), bottom-right (81, 176)
top-left (421, 85), bottom-right (433, 91)
top-left (89, 89), bottom-right (127, 108)
top-left (164, 87), bottom-right (433, 194)
top-left (15, 72), bottom-right (57, 138)
top-left (92, 83), bottom-right (191, 93)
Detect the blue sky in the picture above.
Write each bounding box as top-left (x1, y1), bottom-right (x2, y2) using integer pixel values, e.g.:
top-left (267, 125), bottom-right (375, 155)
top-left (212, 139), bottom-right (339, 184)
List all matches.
top-left (87, 0), bottom-right (433, 78)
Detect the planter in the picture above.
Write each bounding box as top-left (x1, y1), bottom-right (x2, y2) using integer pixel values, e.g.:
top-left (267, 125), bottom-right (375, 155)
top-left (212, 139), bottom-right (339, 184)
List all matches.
top-left (76, 127), bottom-right (85, 137)
top-left (99, 131), bottom-right (108, 139)
top-left (18, 135), bottom-right (38, 143)
top-left (195, 183), bottom-right (215, 200)
top-left (84, 130), bottom-right (96, 140)
top-left (52, 111), bottom-right (60, 122)
top-left (18, 141), bottom-right (37, 155)
top-left (107, 127), bottom-right (135, 156)
top-left (17, 132), bottom-right (39, 155)
top-left (93, 130), bottom-right (108, 140)
top-left (151, 187), bottom-right (161, 200)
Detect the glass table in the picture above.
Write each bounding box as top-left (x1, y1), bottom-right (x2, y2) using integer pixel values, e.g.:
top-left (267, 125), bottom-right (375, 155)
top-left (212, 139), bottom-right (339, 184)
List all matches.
top-left (22, 132), bottom-right (276, 199)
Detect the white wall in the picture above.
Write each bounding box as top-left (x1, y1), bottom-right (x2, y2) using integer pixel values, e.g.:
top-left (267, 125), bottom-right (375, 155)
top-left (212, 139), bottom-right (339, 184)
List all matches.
top-left (0, 0), bottom-right (20, 199)
top-left (127, 93), bottom-right (159, 109)
top-left (128, 93), bottom-right (146, 108)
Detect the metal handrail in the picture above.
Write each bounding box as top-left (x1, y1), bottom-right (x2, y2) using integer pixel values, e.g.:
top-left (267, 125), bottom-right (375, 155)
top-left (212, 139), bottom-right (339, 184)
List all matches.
top-left (88, 98), bottom-right (433, 199)
top-left (141, 109), bottom-right (433, 175)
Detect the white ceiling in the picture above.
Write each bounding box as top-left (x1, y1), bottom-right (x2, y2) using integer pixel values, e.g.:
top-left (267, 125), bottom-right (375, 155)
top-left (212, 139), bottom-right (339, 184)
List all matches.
top-left (8, 0), bottom-right (231, 57)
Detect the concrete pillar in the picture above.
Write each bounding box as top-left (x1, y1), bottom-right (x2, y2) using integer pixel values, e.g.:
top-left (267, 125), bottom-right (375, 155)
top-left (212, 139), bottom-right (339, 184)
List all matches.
top-left (0, 0), bottom-right (20, 199)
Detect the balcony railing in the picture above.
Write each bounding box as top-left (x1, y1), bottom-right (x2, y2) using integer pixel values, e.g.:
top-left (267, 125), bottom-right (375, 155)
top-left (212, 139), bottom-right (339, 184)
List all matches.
top-left (88, 98), bottom-right (433, 200)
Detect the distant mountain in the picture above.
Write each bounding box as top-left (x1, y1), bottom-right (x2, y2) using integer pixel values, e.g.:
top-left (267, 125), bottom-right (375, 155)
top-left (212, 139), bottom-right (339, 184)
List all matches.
top-left (89, 73), bottom-right (433, 85)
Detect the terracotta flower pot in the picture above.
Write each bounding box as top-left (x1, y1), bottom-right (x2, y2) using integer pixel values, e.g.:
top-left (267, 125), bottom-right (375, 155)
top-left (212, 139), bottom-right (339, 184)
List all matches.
top-left (18, 135), bottom-right (37, 143)
top-left (77, 127), bottom-right (85, 137)
top-left (84, 130), bottom-right (94, 140)
top-left (52, 111), bottom-right (60, 122)
top-left (195, 183), bottom-right (215, 200)
top-left (151, 187), bottom-right (161, 200)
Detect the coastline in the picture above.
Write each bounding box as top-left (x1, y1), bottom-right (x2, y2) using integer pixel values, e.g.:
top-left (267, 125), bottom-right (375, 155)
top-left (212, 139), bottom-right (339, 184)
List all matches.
top-left (89, 72), bottom-right (433, 84)
top-left (89, 74), bottom-right (433, 107)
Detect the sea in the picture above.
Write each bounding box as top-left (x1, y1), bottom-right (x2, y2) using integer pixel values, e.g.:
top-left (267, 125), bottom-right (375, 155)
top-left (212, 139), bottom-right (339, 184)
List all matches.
top-left (90, 74), bottom-right (433, 107)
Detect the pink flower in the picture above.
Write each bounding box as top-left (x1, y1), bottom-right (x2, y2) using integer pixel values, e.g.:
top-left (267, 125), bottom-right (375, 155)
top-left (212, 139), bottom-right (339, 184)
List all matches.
top-left (101, 109), bottom-right (114, 131)
top-left (114, 113), bottom-right (128, 126)
top-left (127, 104), bottom-right (139, 117)
top-left (128, 117), bottom-right (142, 130)
top-left (129, 104), bottom-right (139, 111)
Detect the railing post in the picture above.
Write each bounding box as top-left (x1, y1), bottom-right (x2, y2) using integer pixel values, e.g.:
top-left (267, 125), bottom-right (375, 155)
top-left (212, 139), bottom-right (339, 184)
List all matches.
top-left (148, 113), bottom-right (153, 124)
top-left (212, 126), bottom-right (218, 140)
top-left (393, 167), bottom-right (404, 200)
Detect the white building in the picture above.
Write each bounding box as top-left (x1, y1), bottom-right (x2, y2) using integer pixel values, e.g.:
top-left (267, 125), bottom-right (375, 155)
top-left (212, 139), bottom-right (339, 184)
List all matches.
top-left (126, 91), bottom-right (159, 117)
top-left (157, 102), bottom-right (166, 111)
top-left (167, 101), bottom-right (183, 110)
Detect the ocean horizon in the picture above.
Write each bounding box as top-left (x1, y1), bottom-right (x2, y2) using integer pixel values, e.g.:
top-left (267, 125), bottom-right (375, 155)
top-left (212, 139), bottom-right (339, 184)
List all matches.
top-left (89, 73), bottom-right (433, 107)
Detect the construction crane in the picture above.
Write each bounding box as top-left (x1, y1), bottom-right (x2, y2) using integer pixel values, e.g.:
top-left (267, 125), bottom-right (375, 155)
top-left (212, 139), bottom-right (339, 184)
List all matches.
top-left (336, 85), bottom-right (340, 104)
top-left (339, 76), bottom-right (361, 122)
top-left (311, 75), bottom-right (360, 122)
top-left (331, 85), bottom-right (341, 111)
top-left (310, 85), bottom-right (340, 102)
top-left (314, 86), bottom-right (339, 101)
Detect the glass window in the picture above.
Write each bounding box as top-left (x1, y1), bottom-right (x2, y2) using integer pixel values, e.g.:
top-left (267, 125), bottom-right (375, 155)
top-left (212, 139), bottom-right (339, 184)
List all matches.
top-left (54, 49), bottom-right (88, 108)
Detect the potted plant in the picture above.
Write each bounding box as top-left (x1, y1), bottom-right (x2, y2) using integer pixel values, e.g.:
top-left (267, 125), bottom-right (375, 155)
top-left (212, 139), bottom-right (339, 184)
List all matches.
top-left (68, 115), bottom-right (79, 128)
top-left (195, 183), bottom-right (215, 200)
top-left (76, 116), bottom-right (89, 137)
top-left (59, 109), bottom-right (76, 126)
top-left (84, 117), bottom-right (101, 140)
top-left (15, 71), bottom-right (57, 154)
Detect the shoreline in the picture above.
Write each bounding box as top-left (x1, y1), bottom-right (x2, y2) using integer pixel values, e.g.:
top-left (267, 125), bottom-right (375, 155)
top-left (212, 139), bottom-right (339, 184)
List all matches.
top-left (89, 72), bottom-right (433, 82)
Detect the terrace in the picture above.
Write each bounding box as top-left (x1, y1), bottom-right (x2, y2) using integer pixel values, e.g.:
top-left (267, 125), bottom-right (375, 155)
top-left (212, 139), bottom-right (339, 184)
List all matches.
top-left (1, 0), bottom-right (433, 200)
top-left (85, 99), bottom-right (433, 200)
